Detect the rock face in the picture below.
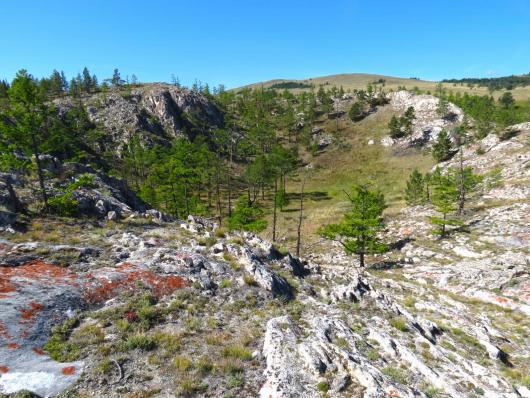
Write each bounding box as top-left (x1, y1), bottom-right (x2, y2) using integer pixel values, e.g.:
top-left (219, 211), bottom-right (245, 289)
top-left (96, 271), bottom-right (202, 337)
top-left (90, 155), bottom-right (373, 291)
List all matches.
top-left (5, 161), bottom-right (151, 221)
top-left (55, 84), bottom-right (224, 153)
top-left (383, 90), bottom-right (464, 147)
top-left (0, 174), bottom-right (25, 229)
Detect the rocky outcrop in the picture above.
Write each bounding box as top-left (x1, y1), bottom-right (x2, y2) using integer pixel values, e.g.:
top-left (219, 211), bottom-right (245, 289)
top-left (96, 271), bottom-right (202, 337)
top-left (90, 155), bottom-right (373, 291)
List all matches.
top-left (0, 173), bottom-right (25, 229)
top-left (382, 90), bottom-right (464, 147)
top-left (55, 84), bottom-right (224, 153)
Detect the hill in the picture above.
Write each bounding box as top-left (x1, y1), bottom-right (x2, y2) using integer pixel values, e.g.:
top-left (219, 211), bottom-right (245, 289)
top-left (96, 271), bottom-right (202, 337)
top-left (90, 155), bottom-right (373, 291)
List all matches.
top-left (238, 72), bottom-right (530, 100)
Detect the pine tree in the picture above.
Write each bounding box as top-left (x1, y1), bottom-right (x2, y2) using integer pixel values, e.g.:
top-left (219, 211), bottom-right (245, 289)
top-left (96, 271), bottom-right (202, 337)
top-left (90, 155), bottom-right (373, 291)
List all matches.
top-left (228, 196), bottom-right (267, 232)
top-left (388, 115), bottom-right (403, 138)
top-left (402, 106), bottom-right (415, 135)
top-left (429, 169), bottom-right (460, 237)
top-left (82, 67), bottom-right (92, 93)
top-left (432, 129), bottom-right (453, 162)
top-left (111, 69), bottom-right (122, 86)
top-left (405, 169), bottom-right (425, 205)
top-left (49, 70), bottom-right (64, 96)
top-left (319, 185), bottom-right (387, 268)
top-left (0, 70), bottom-right (56, 210)
top-left (437, 97), bottom-right (450, 119)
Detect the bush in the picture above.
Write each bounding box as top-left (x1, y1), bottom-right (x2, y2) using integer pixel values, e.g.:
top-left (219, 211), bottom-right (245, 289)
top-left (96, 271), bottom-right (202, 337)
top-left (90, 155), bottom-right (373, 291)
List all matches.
top-left (48, 192), bottom-right (79, 216)
top-left (390, 317), bottom-right (409, 332)
top-left (228, 196), bottom-right (267, 233)
top-left (124, 334), bottom-right (157, 351)
top-left (67, 173), bottom-right (96, 190)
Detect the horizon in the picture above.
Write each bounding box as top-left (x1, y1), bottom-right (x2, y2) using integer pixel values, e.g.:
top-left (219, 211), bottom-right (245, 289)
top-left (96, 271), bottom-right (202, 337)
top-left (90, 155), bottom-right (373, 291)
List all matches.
top-left (1, 0), bottom-right (529, 88)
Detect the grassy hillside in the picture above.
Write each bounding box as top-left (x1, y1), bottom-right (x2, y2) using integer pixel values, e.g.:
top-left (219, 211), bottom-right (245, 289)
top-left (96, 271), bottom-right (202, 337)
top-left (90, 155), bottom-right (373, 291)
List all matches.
top-left (239, 73), bottom-right (530, 101)
top-left (259, 104), bottom-right (435, 252)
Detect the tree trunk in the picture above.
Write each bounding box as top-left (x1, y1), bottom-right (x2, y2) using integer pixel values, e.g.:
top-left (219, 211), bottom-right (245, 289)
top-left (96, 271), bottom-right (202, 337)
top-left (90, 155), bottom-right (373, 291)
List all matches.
top-left (296, 179), bottom-right (305, 257)
top-left (31, 135), bottom-right (48, 212)
top-left (458, 147), bottom-right (465, 215)
top-left (170, 181), bottom-right (180, 219)
top-left (227, 143), bottom-right (233, 217)
top-left (272, 177), bottom-right (278, 242)
top-left (359, 252), bottom-right (365, 268)
top-left (184, 182), bottom-right (190, 216)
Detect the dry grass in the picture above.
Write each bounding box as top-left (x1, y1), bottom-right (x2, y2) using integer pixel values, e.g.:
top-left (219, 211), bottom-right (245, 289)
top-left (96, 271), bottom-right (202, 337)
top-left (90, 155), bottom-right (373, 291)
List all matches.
top-left (262, 106), bottom-right (434, 252)
top-left (240, 72), bottom-right (530, 101)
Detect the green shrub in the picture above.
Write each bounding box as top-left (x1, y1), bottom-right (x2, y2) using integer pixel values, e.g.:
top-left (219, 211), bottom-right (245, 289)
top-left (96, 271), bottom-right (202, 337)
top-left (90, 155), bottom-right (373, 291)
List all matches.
top-left (228, 196), bottom-right (267, 232)
top-left (124, 334), bottom-right (157, 351)
top-left (390, 317), bottom-right (409, 332)
top-left (316, 381), bottom-right (329, 392)
top-left (382, 366), bottom-right (407, 384)
top-left (48, 192), bottom-right (79, 217)
top-left (67, 173), bottom-right (96, 190)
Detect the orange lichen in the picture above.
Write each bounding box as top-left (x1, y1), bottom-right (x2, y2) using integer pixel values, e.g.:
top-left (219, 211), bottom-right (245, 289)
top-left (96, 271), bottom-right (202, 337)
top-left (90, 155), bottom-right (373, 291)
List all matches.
top-left (495, 296), bottom-right (509, 304)
top-left (0, 321), bottom-right (11, 340)
top-left (0, 277), bottom-right (16, 298)
top-left (84, 263), bottom-right (188, 304)
top-left (32, 347), bottom-right (45, 355)
top-left (20, 302), bottom-right (44, 320)
top-left (0, 366), bottom-right (8, 373)
top-left (61, 366), bottom-right (76, 375)
top-left (0, 261), bottom-right (79, 301)
top-left (7, 342), bottom-right (20, 349)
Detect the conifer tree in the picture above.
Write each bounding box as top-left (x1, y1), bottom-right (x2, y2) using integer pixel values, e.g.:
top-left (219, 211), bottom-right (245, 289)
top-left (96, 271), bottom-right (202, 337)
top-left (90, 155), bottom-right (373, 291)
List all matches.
top-left (0, 70), bottom-right (55, 210)
top-left (319, 185), bottom-right (387, 268)
top-left (429, 169), bottom-right (460, 237)
top-left (228, 196), bottom-right (267, 232)
top-left (82, 67), bottom-right (92, 92)
top-left (405, 169), bottom-right (425, 205)
top-left (432, 129), bottom-right (453, 162)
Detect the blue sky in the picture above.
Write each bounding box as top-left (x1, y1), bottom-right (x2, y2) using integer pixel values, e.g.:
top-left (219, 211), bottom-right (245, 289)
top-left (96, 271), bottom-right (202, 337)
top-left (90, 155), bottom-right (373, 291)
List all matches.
top-left (1, 0), bottom-right (529, 88)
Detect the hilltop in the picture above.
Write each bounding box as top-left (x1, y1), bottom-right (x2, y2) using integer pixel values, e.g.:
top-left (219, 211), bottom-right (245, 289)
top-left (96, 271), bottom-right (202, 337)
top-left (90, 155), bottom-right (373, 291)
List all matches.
top-left (238, 73), bottom-right (530, 101)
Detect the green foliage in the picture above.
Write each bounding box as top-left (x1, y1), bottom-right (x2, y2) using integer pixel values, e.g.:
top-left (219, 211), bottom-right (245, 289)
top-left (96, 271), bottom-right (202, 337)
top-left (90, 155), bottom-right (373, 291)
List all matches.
top-left (388, 106), bottom-right (415, 138)
top-left (436, 97), bottom-right (450, 119)
top-left (48, 192), bottom-right (80, 217)
top-left (431, 129), bottom-right (453, 162)
top-left (442, 74), bottom-right (530, 91)
top-left (405, 169), bottom-right (426, 205)
top-left (319, 185), bottom-right (387, 267)
top-left (429, 169), bottom-right (461, 237)
top-left (67, 173), bottom-right (96, 190)
top-left (228, 196), bottom-right (267, 232)
top-left (269, 81), bottom-right (312, 90)
top-left (316, 381), bottom-right (330, 392)
top-left (382, 366), bottom-right (408, 384)
top-left (43, 317), bottom-right (80, 362)
top-left (124, 334), bottom-right (157, 351)
top-left (348, 101), bottom-right (367, 121)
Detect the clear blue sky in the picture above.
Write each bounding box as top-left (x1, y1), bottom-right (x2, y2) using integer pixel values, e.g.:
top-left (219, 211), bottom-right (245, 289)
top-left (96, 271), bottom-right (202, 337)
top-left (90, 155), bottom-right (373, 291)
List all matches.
top-left (1, 0), bottom-right (529, 88)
